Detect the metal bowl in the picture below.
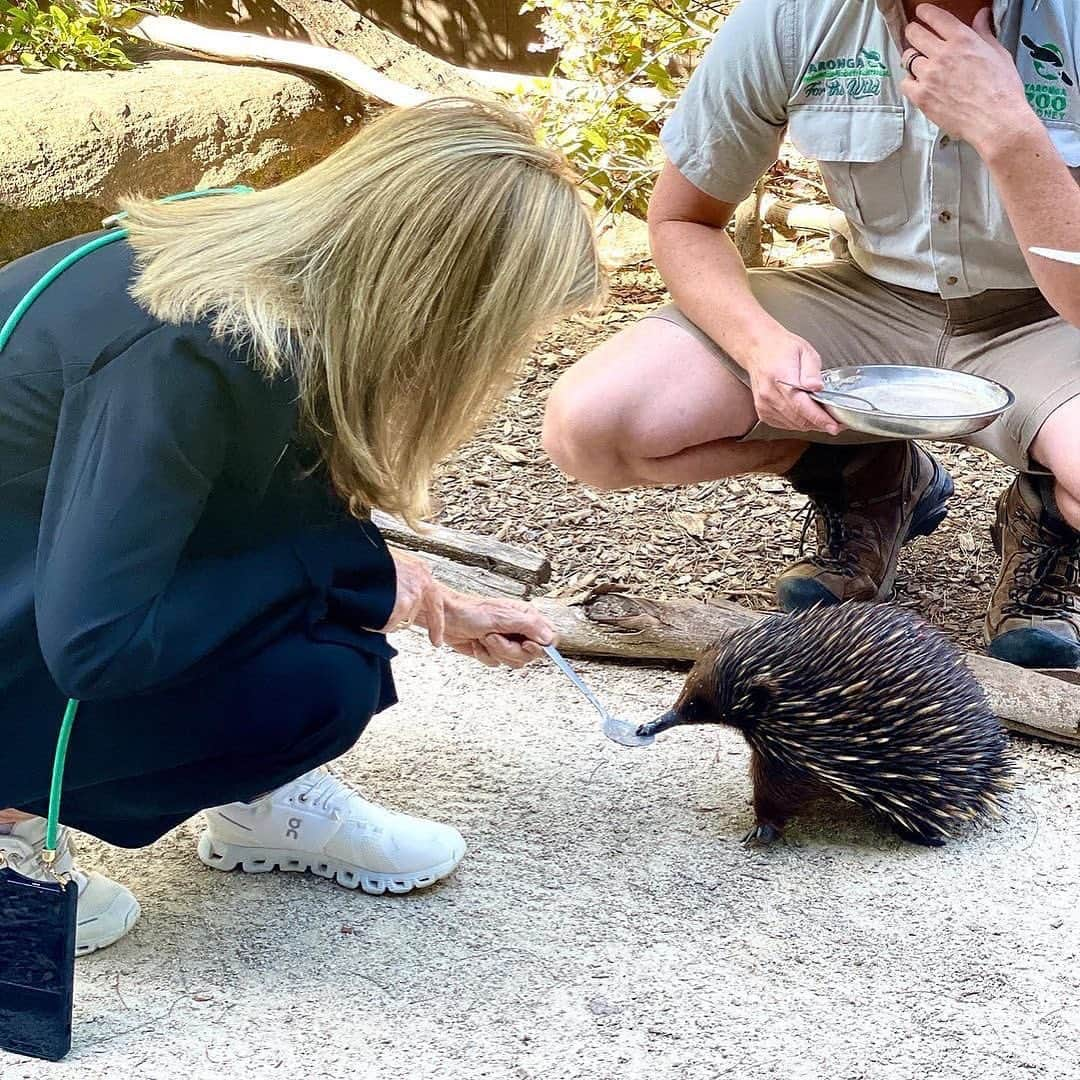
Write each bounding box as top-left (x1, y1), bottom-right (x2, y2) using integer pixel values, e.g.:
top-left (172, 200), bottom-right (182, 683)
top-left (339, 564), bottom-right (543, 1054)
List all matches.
top-left (811, 365), bottom-right (1015, 439)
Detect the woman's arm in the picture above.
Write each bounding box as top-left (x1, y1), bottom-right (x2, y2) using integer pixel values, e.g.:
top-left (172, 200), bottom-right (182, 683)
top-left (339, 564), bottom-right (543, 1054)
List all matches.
top-left (386, 549), bottom-right (556, 669)
top-left (35, 327), bottom-right (396, 700)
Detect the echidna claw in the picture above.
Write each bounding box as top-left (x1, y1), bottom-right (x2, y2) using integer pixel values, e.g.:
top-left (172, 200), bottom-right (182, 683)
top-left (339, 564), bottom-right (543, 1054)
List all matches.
top-left (742, 822), bottom-right (782, 847)
top-left (893, 826), bottom-right (947, 848)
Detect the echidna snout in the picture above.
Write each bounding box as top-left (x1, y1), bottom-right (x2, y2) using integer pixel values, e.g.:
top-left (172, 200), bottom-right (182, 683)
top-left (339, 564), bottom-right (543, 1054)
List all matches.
top-left (636, 710), bottom-right (680, 737)
top-left (636, 643), bottom-right (734, 739)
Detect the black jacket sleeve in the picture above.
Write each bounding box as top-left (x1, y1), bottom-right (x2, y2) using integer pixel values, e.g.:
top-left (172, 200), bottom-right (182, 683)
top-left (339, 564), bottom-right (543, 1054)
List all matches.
top-left (34, 326), bottom-right (396, 701)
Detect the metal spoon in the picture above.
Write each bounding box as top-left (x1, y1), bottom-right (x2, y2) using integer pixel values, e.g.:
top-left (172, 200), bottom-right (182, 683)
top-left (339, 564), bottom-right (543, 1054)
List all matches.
top-left (1029, 246), bottom-right (1080, 266)
top-left (543, 644), bottom-right (655, 748)
top-left (778, 380), bottom-right (880, 411)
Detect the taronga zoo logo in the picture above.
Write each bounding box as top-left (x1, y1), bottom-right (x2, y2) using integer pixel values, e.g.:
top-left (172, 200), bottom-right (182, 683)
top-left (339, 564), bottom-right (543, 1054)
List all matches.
top-left (1022, 36), bottom-right (1074, 121)
top-left (802, 48), bottom-right (890, 100)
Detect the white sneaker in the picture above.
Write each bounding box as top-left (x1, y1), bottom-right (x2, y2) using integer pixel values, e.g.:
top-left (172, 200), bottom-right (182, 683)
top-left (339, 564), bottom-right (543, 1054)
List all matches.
top-left (0, 819), bottom-right (141, 957)
top-left (197, 769), bottom-right (467, 895)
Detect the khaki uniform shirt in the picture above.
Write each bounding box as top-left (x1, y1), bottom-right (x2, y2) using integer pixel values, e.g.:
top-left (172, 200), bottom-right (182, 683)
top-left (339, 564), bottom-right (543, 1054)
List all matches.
top-left (661, 0), bottom-right (1080, 297)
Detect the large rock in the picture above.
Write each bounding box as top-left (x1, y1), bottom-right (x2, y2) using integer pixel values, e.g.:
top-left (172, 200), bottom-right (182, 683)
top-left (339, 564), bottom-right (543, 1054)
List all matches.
top-left (0, 59), bottom-right (362, 266)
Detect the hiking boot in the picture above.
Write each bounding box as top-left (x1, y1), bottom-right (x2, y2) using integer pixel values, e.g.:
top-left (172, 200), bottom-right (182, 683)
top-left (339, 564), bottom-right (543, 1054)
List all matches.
top-left (776, 442), bottom-right (954, 612)
top-left (985, 474), bottom-right (1080, 669)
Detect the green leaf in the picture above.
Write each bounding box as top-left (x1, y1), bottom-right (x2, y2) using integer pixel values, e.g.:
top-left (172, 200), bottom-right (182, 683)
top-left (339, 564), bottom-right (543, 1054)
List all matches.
top-left (583, 127), bottom-right (608, 150)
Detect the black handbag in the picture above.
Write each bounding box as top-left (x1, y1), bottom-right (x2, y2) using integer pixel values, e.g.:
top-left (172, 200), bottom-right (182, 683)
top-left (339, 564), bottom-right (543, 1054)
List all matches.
top-left (0, 701), bottom-right (79, 1061)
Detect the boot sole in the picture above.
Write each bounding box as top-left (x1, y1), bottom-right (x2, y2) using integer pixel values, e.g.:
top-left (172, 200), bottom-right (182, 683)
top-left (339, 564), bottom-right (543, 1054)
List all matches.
top-left (987, 628), bottom-right (1080, 669)
top-left (196, 833), bottom-right (466, 896)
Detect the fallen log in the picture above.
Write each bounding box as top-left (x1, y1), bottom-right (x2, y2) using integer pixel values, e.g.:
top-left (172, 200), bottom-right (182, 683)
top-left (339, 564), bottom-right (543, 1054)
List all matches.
top-left (374, 510), bottom-right (550, 588)
top-left (393, 546), bottom-right (529, 599)
top-left (761, 193), bottom-right (849, 238)
top-left (533, 590), bottom-right (755, 663)
top-left (117, 13), bottom-right (429, 106)
top-left (534, 590), bottom-right (1080, 748)
top-left (416, 556), bottom-right (1080, 748)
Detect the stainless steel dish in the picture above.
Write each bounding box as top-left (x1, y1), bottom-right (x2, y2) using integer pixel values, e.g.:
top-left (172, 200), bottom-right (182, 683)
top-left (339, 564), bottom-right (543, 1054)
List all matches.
top-left (810, 365), bottom-right (1015, 439)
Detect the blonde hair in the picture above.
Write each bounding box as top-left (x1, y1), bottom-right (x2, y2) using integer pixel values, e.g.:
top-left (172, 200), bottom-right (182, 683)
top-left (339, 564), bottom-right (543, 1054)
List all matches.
top-left (123, 97), bottom-right (605, 520)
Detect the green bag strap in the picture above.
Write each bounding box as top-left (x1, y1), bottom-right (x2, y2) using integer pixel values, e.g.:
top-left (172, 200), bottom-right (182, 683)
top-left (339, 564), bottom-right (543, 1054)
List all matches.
top-left (0, 185), bottom-right (253, 871)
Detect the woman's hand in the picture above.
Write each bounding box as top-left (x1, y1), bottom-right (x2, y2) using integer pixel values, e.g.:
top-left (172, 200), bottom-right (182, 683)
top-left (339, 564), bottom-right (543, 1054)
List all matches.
top-left (381, 551), bottom-right (554, 669)
top-left (381, 550), bottom-right (446, 646)
top-left (442, 591), bottom-right (556, 669)
top-left (743, 330), bottom-right (843, 435)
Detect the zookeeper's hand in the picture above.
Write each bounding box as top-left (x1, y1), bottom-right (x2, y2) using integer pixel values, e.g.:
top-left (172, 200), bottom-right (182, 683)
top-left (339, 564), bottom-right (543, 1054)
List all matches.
top-left (381, 549), bottom-right (446, 647)
top-left (901, 6), bottom-right (1035, 153)
top-left (742, 329), bottom-right (843, 436)
top-left (441, 591), bottom-right (556, 670)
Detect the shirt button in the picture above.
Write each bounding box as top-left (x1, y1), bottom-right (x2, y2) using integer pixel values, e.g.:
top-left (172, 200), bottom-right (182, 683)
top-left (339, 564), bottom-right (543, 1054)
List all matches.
top-left (946, 275), bottom-right (959, 286)
top-left (939, 210), bottom-right (953, 223)
top-left (940, 134), bottom-right (951, 146)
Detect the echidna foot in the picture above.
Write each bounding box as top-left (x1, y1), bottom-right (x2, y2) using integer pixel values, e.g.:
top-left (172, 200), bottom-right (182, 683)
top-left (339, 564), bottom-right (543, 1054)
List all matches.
top-left (892, 825), bottom-right (947, 848)
top-left (742, 822), bottom-right (782, 847)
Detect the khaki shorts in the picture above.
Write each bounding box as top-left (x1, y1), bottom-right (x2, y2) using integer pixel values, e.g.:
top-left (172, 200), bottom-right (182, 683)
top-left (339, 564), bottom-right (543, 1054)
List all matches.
top-left (648, 257), bottom-right (1080, 473)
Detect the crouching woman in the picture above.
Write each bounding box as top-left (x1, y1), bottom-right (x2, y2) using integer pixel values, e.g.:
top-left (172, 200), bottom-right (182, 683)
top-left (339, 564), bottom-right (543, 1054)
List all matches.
top-left (0, 99), bottom-right (603, 954)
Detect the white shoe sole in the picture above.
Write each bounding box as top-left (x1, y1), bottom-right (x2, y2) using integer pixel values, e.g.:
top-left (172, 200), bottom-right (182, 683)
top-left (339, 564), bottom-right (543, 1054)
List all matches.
top-left (76, 897), bottom-right (142, 957)
top-left (196, 833), bottom-right (466, 895)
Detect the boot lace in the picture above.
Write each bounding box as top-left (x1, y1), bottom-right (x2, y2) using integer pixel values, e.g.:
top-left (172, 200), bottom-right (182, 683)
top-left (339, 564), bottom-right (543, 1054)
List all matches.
top-left (1003, 512), bottom-right (1080, 619)
top-left (799, 501), bottom-right (863, 577)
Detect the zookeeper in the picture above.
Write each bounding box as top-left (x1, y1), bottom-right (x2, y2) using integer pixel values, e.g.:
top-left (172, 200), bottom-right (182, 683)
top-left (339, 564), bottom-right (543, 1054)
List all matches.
top-left (0, 98), bottom-right (603, 955)
top-left (544, 0), bottom-right (1080, 670)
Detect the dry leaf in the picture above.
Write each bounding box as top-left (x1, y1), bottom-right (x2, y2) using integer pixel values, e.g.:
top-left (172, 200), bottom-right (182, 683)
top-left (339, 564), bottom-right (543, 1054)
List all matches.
top-left (671, 511), bottom-right (708, 538)
top-left (492, 444), bottom-right (529, 465)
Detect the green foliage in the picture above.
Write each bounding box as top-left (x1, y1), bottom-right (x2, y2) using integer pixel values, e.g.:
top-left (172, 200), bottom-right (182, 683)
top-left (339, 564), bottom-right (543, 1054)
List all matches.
top-left (520, 0), bottom-right (729, 219)
top-left (0, 0), bottom-right (176, 71)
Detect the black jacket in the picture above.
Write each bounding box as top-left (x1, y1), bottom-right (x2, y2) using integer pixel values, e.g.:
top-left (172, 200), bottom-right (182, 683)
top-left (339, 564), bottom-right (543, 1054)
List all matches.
top-left (0, 233), bottom-right (397, 709)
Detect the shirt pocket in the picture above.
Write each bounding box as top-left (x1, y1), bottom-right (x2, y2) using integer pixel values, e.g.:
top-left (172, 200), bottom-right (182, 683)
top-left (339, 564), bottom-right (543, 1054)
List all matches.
top-left (986, 122), bottom-right (1080, 242)
top-left (787, 106), bottom-right (908, 229)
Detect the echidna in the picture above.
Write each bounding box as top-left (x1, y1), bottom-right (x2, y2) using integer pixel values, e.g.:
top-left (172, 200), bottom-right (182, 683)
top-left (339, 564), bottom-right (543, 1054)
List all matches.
top-left (637, 604), bottom-right (1014, 847)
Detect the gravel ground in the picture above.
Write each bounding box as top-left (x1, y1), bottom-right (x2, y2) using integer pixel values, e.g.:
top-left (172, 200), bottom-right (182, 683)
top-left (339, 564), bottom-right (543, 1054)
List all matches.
top-left (11, 635), bottom-right (1079, 1080)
